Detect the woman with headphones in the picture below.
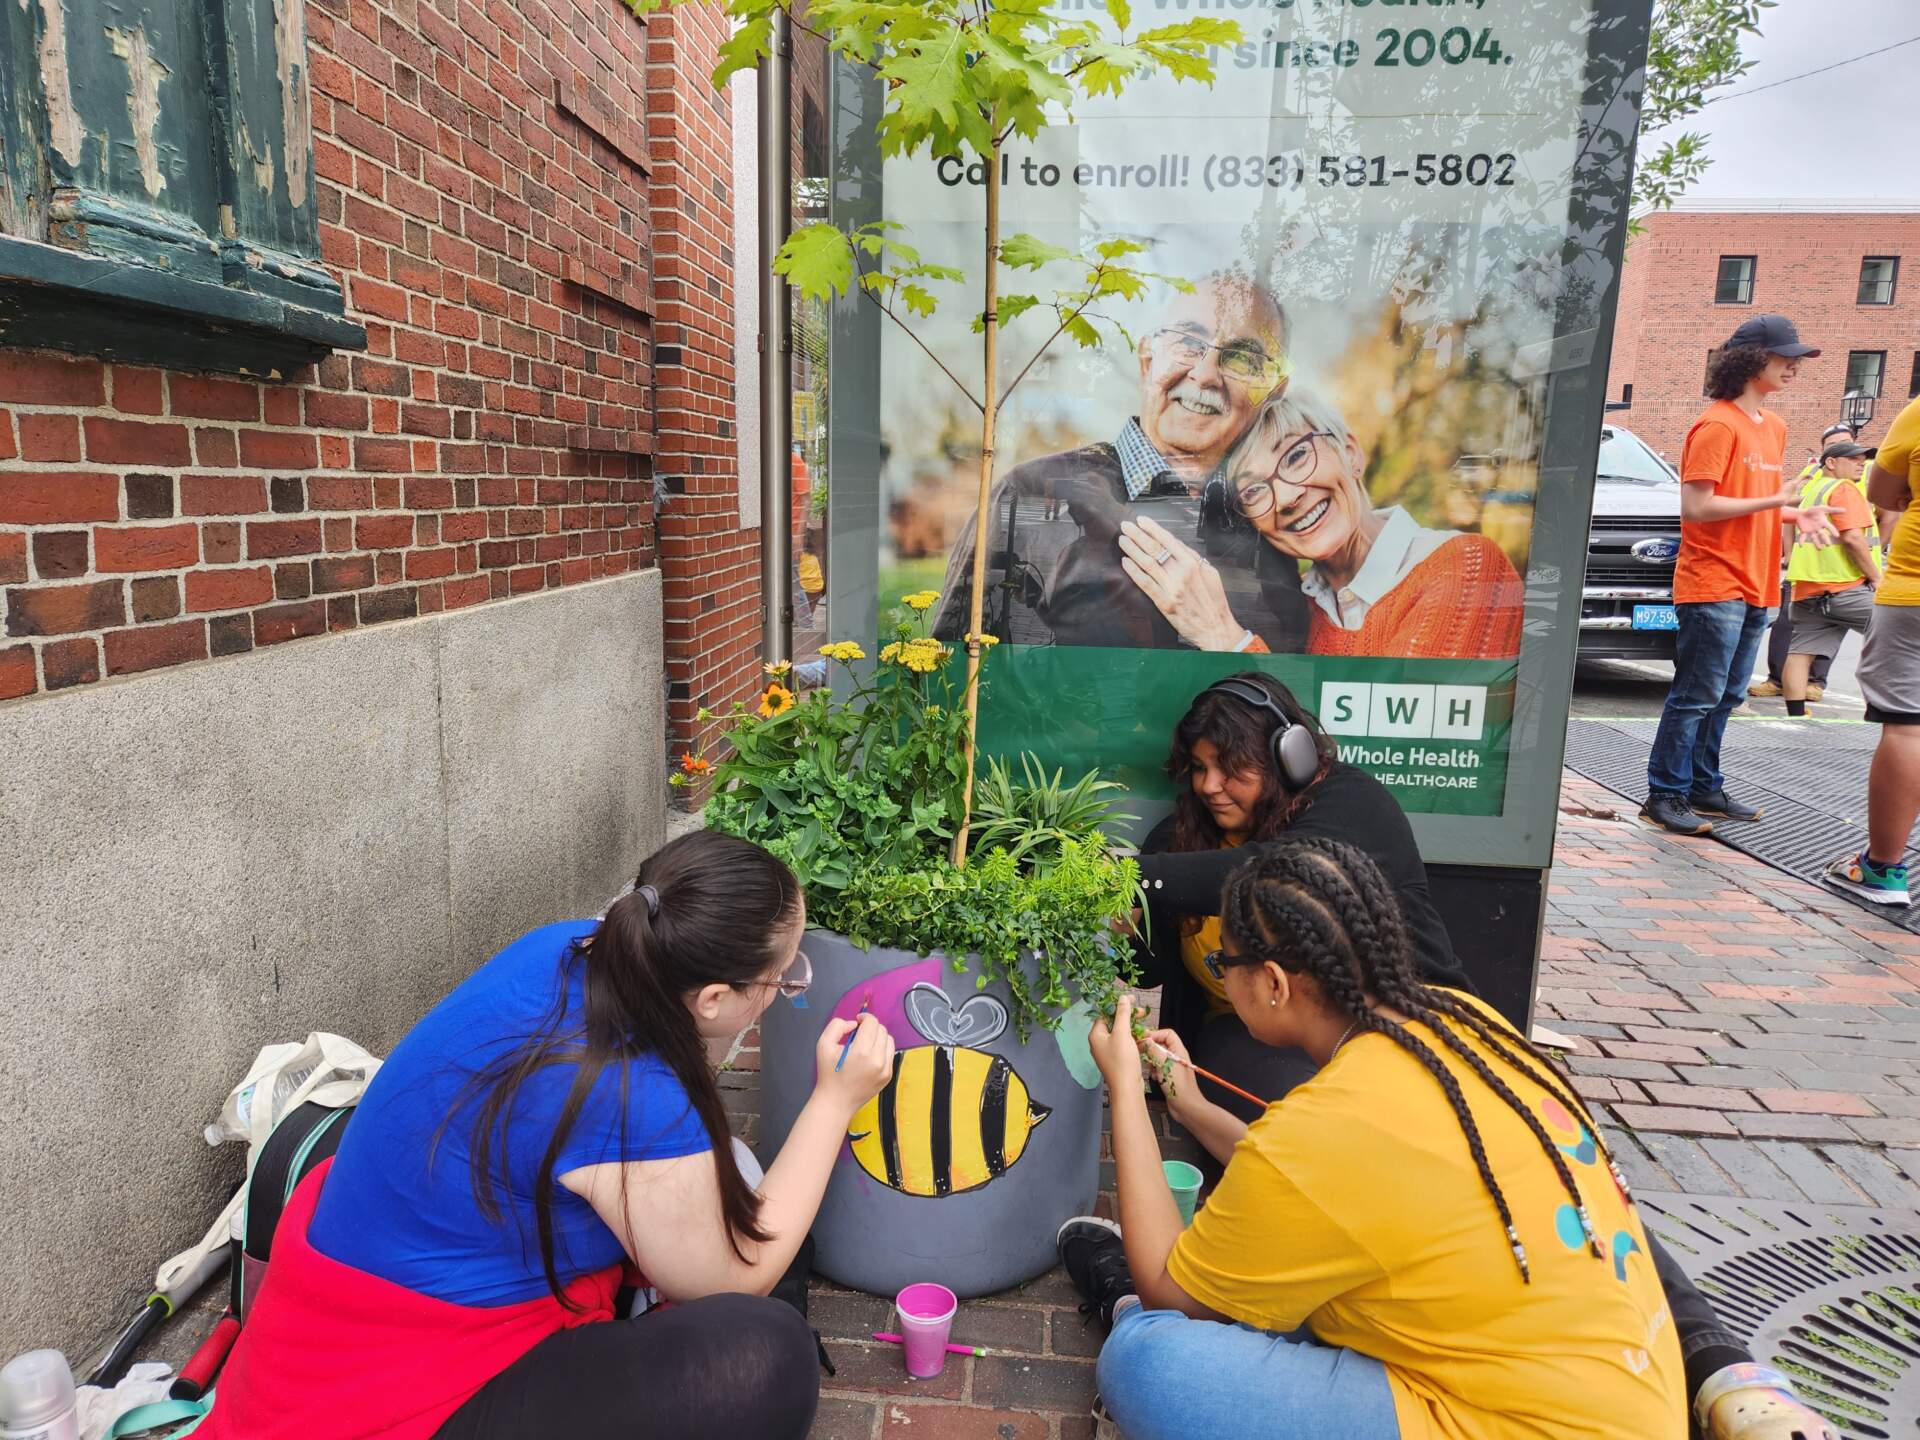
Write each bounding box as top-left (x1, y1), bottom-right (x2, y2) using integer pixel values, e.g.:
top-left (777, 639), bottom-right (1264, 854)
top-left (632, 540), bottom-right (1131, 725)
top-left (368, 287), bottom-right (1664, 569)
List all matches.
top-left (1123, 672), bottom-right (1838, 1440)
top-left (1131, 672), bottom-right (1473, 1114)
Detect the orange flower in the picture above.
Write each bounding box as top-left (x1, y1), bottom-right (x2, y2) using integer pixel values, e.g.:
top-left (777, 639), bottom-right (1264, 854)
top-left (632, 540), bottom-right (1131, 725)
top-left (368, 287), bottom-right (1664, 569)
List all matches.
top-left (680, 753), bottom-right (711, 775)
top-left (758, 682), bottom-right (795, 718)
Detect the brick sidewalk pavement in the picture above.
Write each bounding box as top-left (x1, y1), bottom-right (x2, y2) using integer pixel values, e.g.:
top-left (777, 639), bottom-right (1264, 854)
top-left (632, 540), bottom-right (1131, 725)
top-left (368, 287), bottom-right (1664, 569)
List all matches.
top-left (1545, 772), bottom-right (1920, 1207)
top-left (717, 769), bottom-right (1920, 1439)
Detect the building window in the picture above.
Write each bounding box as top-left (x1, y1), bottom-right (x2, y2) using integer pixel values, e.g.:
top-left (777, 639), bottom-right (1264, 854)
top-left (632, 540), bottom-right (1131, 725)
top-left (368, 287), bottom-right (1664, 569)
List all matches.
top-left (0, 0), bottom-right (363, 373)
top-left (1909, 352), bottom-right (1920, 400)
top-left (1859, 256), bottom-right (1900, 306)
top-left (1715, 255), bottom-right (1756, 305)
top-left (1846, 350), bottom-right (1887, 399)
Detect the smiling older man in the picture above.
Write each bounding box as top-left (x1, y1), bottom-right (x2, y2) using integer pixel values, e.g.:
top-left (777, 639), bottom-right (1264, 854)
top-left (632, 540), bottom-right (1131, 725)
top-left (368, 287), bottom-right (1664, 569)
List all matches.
top-left (932, 275), bottom-right (1298, 649)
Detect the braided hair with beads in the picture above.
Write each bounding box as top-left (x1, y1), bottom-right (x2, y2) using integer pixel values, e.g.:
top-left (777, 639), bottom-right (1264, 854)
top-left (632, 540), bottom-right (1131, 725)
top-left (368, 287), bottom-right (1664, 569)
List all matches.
top-left (1219, 838), bottom-right (1629, 1284)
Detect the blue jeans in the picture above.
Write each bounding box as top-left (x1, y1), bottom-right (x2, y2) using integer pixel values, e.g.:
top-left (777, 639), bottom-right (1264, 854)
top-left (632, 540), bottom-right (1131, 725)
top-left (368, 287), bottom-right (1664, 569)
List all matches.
top-left (1096, 1305), bottom-right (1400, 1440)
top-left (1647, 600), bottom-right (1770, 799)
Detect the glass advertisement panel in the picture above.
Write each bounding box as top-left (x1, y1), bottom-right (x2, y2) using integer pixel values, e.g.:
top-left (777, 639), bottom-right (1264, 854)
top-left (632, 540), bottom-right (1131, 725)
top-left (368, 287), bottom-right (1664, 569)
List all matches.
top-left (827, 0), bottom-right (1653, 863)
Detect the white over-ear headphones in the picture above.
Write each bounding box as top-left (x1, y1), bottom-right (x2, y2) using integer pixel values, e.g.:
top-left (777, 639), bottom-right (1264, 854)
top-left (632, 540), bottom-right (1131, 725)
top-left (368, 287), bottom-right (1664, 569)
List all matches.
top-left (1201, 677), bottom-right (1321, 790)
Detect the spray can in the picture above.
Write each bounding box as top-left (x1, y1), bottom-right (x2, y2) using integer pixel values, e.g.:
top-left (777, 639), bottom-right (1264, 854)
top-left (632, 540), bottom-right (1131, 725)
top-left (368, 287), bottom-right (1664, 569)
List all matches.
top-left (0, 1351), bottom-right (80, 1440)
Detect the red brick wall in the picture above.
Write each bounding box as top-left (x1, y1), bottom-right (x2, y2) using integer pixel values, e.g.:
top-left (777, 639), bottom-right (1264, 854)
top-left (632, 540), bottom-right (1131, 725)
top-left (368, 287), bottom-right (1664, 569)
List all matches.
top-left (644, 4), bottom-right (768, 779)
top-left (0, 0), bottom-right (676, 702)
top-left (1608, 209), bottom-right (1920, 465)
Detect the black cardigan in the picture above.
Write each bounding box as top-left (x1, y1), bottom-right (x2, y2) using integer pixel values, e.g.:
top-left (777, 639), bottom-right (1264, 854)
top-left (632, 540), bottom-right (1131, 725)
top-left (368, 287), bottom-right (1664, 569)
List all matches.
top-left (1132, 762), bottom-right (1473, 1040)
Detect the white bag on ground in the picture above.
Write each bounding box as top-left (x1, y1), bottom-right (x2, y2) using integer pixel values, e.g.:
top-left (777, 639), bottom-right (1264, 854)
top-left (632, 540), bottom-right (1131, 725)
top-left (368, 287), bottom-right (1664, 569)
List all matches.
top-left (154, 1034), bottom-right (382, 1299)
top-left (76, 1362), bottom-right (172, 1440)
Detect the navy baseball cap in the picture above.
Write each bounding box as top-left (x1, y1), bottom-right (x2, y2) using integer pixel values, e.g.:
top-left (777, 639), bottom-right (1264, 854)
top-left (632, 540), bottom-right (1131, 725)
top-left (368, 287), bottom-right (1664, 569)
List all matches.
top-left (1727, 314), bottom-right (1820, 358)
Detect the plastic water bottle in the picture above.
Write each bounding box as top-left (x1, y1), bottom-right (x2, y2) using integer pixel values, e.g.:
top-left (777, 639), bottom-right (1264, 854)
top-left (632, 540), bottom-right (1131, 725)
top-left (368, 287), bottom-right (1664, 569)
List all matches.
top-left (0, 1351), bottom-right (80, 1440)
top-left (205, 1062), bottom-right (317, 1145)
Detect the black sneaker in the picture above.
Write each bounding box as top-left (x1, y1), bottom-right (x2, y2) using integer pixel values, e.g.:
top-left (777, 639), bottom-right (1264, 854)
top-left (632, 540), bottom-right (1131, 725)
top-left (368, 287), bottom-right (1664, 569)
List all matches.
top-left (1691, 788), bottom-right (1762, 822)
top-left (1058, 1216), bottom-right (1135, 1328)
top-left (1639, 793), bottom-right (1713, 835)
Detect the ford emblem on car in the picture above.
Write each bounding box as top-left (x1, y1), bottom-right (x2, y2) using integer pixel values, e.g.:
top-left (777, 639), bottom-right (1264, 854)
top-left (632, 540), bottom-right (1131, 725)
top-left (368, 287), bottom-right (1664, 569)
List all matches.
top-left (1631, 537), bottom-right (1680, 563)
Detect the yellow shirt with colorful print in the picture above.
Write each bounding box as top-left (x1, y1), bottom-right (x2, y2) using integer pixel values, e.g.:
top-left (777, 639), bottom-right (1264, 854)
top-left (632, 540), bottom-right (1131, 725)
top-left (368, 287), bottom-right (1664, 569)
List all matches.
top-left (1167, 991), bottom-right (1684, 1440)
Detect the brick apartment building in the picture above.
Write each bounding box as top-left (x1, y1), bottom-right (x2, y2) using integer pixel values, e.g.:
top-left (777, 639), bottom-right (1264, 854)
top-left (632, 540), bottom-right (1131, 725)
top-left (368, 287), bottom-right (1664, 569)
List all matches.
top-left (0, 0), bottom-right (816, 1352)
top-left (1607, 200), bottom-right (1920, 463)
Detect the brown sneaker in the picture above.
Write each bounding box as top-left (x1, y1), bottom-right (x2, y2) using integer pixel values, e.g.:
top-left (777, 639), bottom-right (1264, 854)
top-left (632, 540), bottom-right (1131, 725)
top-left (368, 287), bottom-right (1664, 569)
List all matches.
top-left (1747, 679), bottom-right (1783, 698)
top-left (1806, 683), bottom-right (1825, 702)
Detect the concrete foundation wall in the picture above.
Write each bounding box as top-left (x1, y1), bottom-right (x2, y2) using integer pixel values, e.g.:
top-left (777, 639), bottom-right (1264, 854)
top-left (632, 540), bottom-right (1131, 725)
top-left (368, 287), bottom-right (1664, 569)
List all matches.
top-left (0, 571), bottom-right (666, 1356)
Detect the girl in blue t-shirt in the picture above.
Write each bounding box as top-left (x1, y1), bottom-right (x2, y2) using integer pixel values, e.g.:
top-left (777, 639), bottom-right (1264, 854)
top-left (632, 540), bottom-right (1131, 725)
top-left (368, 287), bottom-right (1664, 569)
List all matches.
top-left (201, 830), bottom-right (896, 1440)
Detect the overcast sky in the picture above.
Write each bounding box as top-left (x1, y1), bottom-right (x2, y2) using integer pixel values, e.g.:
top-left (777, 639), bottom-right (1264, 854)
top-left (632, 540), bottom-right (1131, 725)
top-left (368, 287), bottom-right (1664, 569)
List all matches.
top-left (1641, 0), bottom-right (1920, 203)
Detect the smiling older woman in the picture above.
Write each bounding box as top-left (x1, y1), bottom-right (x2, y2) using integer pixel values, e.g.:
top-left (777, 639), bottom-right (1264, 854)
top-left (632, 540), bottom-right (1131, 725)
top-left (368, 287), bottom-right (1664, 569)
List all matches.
top-left (1117, 388), bottom-right (1525, 659)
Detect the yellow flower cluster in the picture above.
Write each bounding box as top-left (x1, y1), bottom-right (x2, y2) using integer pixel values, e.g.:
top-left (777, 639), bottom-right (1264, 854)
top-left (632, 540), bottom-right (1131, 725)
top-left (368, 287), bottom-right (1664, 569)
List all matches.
top-left (901, 590), bottom-right (940, 612)
top-left (818, 641), bottom-right (866, 663)
top-left (965, 632), bottom-right (1001, 649)
top-left (880, 638), bottom-right (949, 673)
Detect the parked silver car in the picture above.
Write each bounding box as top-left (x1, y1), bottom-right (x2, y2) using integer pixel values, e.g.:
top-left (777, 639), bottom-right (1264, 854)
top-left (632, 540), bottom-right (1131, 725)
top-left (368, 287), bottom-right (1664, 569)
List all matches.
top-left (1579, 424), bottom-right (1682, 661)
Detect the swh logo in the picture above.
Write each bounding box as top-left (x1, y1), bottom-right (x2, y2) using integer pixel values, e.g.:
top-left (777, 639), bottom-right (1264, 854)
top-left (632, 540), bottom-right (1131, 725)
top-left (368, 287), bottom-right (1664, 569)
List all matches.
top-left (1318, 683), bottom-right (1487, 741)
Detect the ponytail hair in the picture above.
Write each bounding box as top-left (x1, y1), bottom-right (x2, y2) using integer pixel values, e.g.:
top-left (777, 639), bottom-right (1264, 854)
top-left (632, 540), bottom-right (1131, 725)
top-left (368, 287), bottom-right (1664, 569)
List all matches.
top-left (453, 830), bottom-right (800, 1305)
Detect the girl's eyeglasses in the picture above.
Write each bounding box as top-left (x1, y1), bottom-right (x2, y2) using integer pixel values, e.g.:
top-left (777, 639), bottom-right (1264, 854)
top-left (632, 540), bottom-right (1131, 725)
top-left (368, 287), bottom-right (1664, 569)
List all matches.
top-left (745, 949), bottom-right (813, 1000)
top-left (1200, 948), bottom-right (1235, 982)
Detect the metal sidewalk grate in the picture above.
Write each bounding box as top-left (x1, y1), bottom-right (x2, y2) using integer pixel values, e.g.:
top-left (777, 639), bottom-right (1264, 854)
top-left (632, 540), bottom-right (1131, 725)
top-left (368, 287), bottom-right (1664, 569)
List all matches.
top-left (1640, 1192), bottom-right (1920, 1438)
top-left (1563, 717), bottom-right (1920, 934)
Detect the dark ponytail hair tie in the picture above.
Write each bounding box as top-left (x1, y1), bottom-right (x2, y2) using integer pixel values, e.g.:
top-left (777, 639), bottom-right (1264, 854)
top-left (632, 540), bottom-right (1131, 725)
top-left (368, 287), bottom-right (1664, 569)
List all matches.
top-left (637, 884), bottom-right (660, 917)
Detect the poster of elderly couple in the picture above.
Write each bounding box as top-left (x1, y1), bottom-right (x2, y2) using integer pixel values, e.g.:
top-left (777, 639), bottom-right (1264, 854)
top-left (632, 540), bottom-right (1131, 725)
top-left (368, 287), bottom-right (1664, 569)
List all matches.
top-left (863, 0), bottom-right (1616, 817)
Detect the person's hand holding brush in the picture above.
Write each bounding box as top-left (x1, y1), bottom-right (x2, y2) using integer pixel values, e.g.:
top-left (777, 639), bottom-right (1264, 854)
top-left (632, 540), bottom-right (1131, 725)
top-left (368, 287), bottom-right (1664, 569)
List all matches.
top-left (1141, 1028), bottom-right (1193, 1110)
top-left (1140, 1028), bottom-right (1251, 1166)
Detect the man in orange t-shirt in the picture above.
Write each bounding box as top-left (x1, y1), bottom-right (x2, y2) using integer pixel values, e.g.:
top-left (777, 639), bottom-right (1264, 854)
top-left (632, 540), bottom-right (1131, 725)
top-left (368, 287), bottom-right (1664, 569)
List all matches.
top-left (1642, 316), bottom-right (1835, 836)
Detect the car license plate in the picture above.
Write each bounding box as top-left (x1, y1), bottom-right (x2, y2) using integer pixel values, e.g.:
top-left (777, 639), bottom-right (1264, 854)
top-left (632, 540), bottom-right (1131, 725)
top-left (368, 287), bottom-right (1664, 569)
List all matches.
top-left (1632, 604), bottom-right (1678, 632)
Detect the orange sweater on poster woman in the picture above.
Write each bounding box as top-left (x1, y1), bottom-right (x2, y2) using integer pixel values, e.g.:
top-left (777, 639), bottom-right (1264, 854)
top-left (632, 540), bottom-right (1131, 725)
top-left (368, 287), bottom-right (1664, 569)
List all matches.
top-left (1245, 535), bottom-right (1524, 659)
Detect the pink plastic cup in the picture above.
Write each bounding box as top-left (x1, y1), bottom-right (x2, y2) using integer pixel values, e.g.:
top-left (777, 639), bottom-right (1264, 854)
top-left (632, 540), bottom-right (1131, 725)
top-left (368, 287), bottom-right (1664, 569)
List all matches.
top-left (894, 1282), bottom-right (959, 1377)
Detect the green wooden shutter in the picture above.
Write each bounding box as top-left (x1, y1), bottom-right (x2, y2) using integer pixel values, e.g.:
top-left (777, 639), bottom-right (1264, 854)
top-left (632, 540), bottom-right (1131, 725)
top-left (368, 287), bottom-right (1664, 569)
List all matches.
top-left (0, 0), bottom-right (363, 374)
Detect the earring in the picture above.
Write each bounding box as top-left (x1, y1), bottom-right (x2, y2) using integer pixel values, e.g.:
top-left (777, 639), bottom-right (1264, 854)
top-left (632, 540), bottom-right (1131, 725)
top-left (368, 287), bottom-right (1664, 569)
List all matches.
top-left (1269, 997), bottom-right (1277, 1007)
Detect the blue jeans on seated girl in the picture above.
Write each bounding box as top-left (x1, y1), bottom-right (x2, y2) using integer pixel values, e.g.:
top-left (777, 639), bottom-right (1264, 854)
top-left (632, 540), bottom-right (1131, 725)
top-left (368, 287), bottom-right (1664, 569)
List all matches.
top-left (1647, 600), bottom-right (1771, 799)
top-left (1096, 1305), bottom-right (1399, 1440)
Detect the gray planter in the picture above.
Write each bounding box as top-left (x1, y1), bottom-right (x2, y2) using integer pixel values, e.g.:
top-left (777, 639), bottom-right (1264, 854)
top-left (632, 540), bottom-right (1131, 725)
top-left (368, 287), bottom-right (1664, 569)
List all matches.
top-left (758, 930), bottom-right (1104, 1298)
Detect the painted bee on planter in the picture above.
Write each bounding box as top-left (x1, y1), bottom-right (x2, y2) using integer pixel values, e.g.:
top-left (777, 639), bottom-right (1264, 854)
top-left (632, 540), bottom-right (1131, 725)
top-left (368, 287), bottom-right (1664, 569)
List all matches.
top-left (847, 983), bottom-right (1051, 1197)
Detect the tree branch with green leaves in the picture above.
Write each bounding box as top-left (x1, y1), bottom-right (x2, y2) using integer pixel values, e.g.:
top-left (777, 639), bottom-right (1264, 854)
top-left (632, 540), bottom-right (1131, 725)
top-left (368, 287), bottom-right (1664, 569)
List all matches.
top-left (1634, 0), bottom-right (1772, 214)
top-left (629, 0), bottom-right (1242, 864)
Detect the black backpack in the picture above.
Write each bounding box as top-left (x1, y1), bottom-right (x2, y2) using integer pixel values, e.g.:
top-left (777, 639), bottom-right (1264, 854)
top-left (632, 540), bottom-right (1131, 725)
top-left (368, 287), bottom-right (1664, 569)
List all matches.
top-left (232, 1101), bottom-right (356, 1322)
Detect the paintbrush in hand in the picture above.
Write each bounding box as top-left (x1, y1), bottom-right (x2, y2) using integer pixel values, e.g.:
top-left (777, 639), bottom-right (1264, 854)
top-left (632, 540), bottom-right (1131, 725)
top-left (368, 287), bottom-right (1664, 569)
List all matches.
top-left (835, 991), bottom-right (872, 1072)
top-left (1145, 1039), bottom-right (1269, 1110)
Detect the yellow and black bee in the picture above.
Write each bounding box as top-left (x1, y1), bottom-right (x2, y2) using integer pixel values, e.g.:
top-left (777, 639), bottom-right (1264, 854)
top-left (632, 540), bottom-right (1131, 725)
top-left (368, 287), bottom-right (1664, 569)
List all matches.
top-left (847, 984), bottom-right (1051, 1197)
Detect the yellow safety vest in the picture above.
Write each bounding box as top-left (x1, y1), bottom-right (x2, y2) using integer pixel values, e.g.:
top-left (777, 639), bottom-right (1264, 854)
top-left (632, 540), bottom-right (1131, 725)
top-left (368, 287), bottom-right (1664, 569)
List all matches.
top-left (1786, 470), bottom-right (1881, 585)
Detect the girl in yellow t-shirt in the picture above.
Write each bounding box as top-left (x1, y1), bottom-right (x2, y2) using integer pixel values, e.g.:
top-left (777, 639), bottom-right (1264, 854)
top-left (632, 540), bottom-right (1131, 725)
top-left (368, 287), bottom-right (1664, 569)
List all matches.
top-left (1064, 839), bottom-right (1688, 1440)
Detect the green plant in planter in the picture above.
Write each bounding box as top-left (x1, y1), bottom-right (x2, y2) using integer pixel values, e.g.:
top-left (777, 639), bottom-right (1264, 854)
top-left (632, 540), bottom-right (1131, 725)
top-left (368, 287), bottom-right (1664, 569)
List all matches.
top-left (680, 599), bottom-right (1142, 1037)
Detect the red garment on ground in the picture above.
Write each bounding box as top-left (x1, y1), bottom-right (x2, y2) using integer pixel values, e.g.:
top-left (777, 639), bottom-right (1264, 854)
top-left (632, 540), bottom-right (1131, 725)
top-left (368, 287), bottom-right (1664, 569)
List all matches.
top-left (198, 1159), bottom-right (621, 1440)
